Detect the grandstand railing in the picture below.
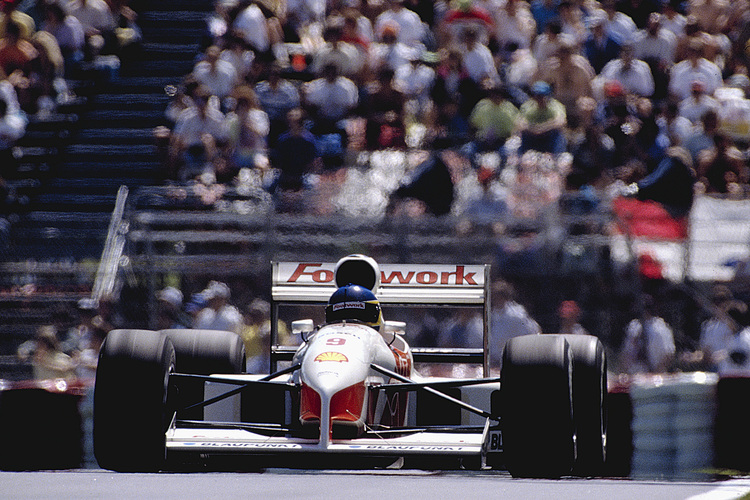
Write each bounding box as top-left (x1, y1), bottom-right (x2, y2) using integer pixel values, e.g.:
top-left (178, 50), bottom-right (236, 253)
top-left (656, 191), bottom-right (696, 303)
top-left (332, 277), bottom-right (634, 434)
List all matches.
top-left (91, 185), bottom-right (130, 302)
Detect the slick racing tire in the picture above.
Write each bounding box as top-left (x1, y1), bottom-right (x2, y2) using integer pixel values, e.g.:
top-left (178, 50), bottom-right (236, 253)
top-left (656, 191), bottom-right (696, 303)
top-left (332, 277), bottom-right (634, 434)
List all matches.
top-left (93, 329), bottom-right (175, 472)
top-left (161, 329), bottom-right (245, 421)
top-left (562, 334), bottom-right (607, 477)
top-left (161, 329), bottom-right (245, 375)
top-left (500, 334), bottom-right (575, 478)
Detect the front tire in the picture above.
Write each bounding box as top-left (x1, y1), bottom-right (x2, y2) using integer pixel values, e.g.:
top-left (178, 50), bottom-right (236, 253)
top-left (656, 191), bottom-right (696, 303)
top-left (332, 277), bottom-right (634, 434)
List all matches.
top-left (161, 329), bottom-right (245, 421)
top-left (93, 329), bottom-right (175, 472)
top-left (161, 329), bottom-right (245, 375)
top-left (500, 334), bottom-right (575, 478)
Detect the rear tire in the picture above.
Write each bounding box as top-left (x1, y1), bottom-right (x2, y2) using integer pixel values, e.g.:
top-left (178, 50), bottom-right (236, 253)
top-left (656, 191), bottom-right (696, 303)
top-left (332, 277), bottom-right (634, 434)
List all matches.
top-left (500, 334), bottom-right (575, 478)
top-left (93, 329), bottom-right (175, 472)
top-left (563, 334), bottom-right (607, 477)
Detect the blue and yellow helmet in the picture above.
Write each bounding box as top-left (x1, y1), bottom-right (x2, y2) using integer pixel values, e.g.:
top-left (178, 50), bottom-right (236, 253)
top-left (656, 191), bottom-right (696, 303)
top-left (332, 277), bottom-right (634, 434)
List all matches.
top-left (325, 284), bottom-right (383, 328)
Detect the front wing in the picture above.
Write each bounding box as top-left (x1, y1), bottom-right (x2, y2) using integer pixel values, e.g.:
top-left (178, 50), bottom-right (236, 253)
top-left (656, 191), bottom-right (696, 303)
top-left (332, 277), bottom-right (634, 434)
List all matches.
top-left (166, 423), bottom-right (492, 457)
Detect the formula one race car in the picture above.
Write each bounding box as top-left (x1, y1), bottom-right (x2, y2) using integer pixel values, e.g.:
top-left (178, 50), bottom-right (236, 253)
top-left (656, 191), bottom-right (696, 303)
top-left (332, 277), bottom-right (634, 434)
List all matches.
top-left (93, 255), bottom-right (607, 477)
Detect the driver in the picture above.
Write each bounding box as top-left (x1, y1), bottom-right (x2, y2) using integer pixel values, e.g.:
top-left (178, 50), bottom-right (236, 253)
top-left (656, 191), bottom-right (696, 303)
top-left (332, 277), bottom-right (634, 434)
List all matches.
top-left (325, 284), bottom-right (383, 330)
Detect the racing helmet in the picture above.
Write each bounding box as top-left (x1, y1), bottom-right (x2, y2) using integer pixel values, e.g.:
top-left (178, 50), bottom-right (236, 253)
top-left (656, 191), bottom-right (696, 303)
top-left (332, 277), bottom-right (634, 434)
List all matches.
top-left (325, 284), bottom-right (383, 328)
top-left (334, 254), bottom-right (380, 293)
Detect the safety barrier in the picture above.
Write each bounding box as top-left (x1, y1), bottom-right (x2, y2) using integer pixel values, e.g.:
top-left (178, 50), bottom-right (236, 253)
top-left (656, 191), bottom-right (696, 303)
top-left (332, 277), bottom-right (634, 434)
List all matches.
top-left (630, 372), bottom-right (718, 479)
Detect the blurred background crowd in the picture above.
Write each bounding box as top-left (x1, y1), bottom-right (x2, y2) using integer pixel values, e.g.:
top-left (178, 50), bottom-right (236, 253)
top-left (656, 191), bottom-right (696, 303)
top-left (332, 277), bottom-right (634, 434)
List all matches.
top-left (152, 0), bottom-right (750, 219)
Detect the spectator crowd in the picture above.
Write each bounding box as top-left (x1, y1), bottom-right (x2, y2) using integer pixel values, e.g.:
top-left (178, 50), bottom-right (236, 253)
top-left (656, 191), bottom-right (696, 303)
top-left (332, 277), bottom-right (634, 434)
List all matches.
top-left (154, 0), bottom-right (750, 221)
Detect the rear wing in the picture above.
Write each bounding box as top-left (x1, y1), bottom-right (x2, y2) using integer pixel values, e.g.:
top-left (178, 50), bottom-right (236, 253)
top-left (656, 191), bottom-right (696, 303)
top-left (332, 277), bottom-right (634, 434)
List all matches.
top-left (270, 262), bottom-right (492, 376)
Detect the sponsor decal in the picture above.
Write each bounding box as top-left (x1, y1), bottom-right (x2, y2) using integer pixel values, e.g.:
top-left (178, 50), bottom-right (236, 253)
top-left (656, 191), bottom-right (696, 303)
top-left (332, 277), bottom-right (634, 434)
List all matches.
top-left (282, 263), bottom-right (482, 286)
top-left (286, 263), bottom-right (333, 283)
top-left (487, 431), bottom-right (502, 452)
top-left (356, 445), bottom-right (470, 451)
top-left (380, 266), bottom-right (477, 286)
top-left (178, 442), bottom-right (470, 451)
top-left (332, 302), bottom-right (365, 311)
top-left (180, 442), bottom-right (304, 449)
top-left (314, 352), bottom-right (349, 363)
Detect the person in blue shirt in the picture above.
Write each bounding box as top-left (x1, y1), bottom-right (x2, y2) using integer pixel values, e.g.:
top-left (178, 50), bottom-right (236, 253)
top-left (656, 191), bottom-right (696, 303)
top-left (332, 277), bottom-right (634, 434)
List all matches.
top-left (269, 108), bottom-right (319, 195)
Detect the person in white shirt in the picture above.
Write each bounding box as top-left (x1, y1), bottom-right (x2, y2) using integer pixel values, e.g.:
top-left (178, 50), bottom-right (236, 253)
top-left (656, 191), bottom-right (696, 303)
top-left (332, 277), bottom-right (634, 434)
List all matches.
top-left (492, 0), bottom-right (537, 51)
top-left (226, 85), bottom-right (269, 169)
top-left (660, 0), bottom-right (687, 38)
top-left (309, 24), bottom-right (363, 79)
top-left (460, 26), bottom-right (500, 86)
top-left (678, 80), bottom-right (719, 124)
top-left (303, 63), bottom-right (358, 149)
top-left (64, 0), bottom-right (115, 56)
top-left (717, 328), bottom-right (750, 376)
top-left (699, 286), bottom-right (744, 371)
top-left (219, 34), bottom-right (255, 84)
top-left (170, 85), bottom-right (229, 181)
top-left (64, 0), bottom-right (115, 35)
top-left (368, 22), bottom-right (420, 75)
top-left (284, 0), bottom-right (326, 36)
top-left (194, 281), bottom-right (243, 335)
top-left (232, 1), bottom-right (269, 54)
top-left (633, 13), bottom-right (677, 67)
top-left (489, 280), bottom-right (542, 368)
top-left (192, 45), bottom-right (239, 102)
top-left (669, 39), bottom-right (723, 101)
top-left (374, 0), bottom-right (425, 48)
top-left (0, 96), bottom-right (25, 150)
top-left (532, 18), bottom-right (577, 64)
top-left (0, 96), bottom-right (26, 177)
top-left (601, 0), bottom-right (637, 46)
top-left (304, 63), bottom-right (358, 122)
top-left (394, 55), bottom-right (435, 112)
top-left (619, 295), bottom-right (676, 374)
top-left (598, 43), bottom-right (655, 97)
top-left (659, 101), bottom-right (695, 146)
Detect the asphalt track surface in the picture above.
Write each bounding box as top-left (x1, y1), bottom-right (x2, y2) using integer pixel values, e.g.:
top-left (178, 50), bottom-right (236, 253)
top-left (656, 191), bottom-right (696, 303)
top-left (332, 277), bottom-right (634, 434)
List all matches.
top-left (3, 469), bottom-right (750, 500)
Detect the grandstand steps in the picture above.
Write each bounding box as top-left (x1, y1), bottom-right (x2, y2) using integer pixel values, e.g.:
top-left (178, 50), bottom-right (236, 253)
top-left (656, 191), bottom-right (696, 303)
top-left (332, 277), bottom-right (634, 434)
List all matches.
top-left (140, 43), bottom-right (201, 62)
top-left (77, 109), bottom-right (167, 129)
top-left (9, 211), bottom-right (112, 258)
top-left (57, 161), bottom-right (162, 179)
top-left (32, 193), bottom-right (118, 212)
top-left (25, 113), bottom-right (80, 134)
top-left (45, 177), bottom-right (154, 194)
top-left (63, 143), bottom-right (159, 162)
top-left (137, 26), bottom-right (208, 45)
top-left (107, 76), bottom-right (180, 94)
top-left (91, 93), bottom-right (170, 111)
top-left (17, 131), bottom-right (70, 148)
top-left (139, 9), bottom-right (209, 26)
top-left (14, 146), bottom-right (63, 171)
top-left (121, 59), bottom-right (196, 78)
top-left (75, 128), bottom-right (156, 145)
top-left (133, 0), bottom-right (213, 12)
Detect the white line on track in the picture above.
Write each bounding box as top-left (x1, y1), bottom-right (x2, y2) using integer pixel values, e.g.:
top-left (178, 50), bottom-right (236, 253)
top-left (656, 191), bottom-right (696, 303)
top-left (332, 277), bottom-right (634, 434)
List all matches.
top-left (686, 479), bottom-right (750, 500)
